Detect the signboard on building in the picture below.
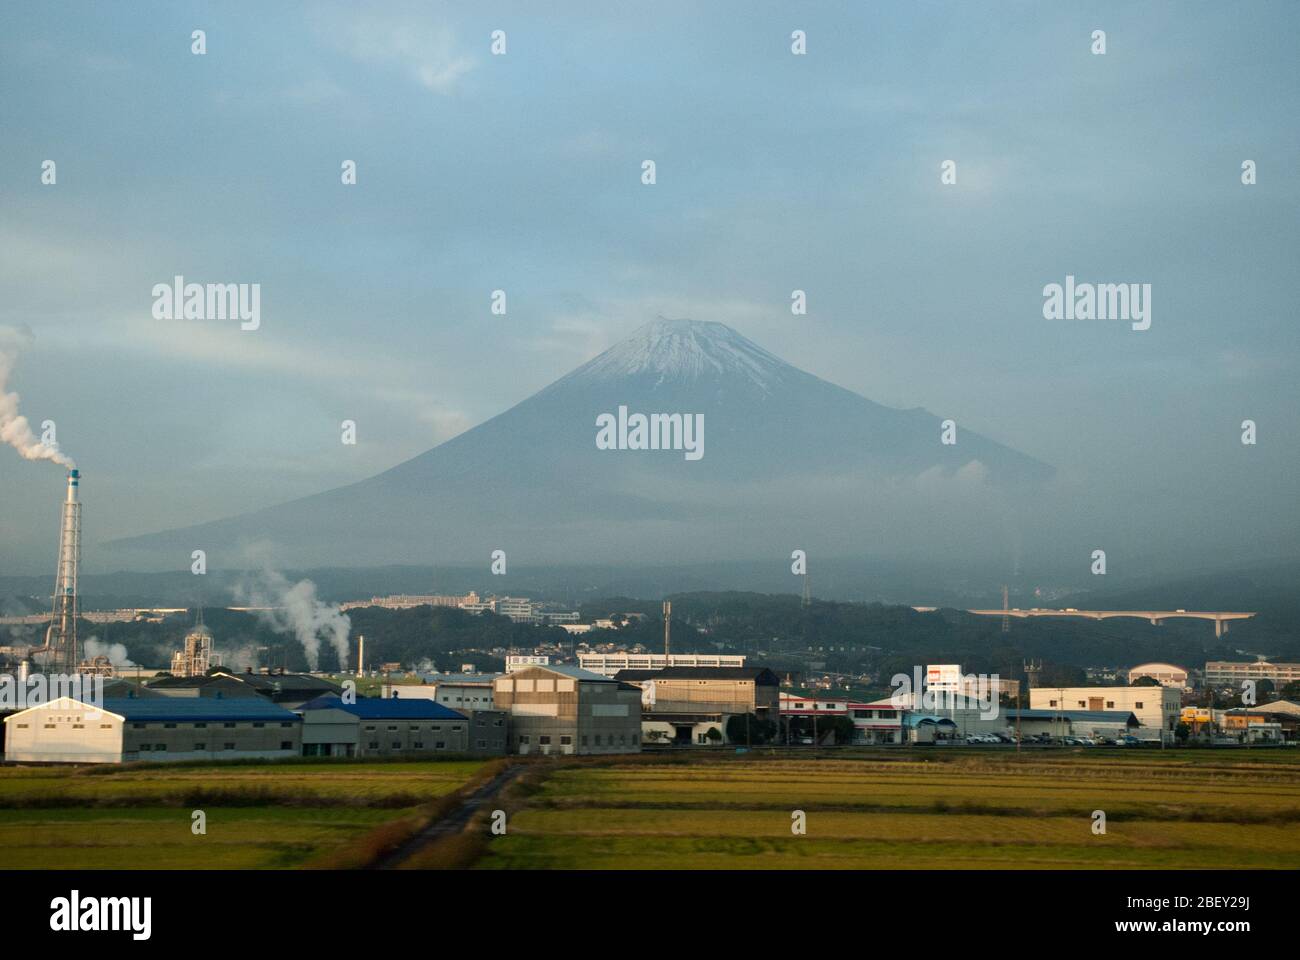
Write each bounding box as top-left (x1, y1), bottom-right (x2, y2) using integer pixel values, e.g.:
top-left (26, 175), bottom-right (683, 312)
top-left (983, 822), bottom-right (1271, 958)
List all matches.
top-left (926, 664), bottom-right (962, 692)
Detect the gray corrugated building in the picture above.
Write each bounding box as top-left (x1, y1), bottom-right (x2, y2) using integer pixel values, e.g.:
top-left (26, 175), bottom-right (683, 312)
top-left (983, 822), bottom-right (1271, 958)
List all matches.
top-left (296, 695), bottom-right (506, 757)
top-left (493, 664), bottom-right (642, 755)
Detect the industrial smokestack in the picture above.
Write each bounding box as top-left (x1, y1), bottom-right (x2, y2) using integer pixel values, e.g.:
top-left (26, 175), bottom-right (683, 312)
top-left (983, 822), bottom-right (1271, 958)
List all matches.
top-left (356, 634), bottom-right (364, 678)
top-left (45, 469), bottom-right (82, 674)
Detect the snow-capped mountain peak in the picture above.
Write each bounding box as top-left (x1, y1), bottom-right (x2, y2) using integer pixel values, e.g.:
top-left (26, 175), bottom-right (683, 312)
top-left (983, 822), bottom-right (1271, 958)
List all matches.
top-left (565, 317), bottom-right (790, 390)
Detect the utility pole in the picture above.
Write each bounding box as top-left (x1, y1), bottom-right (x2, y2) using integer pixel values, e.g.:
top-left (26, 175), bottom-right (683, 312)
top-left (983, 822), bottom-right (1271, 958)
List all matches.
top-left (1014, 663), bottom-right (1022, 755)
top-left (662, 600), bottom-right (671, 659)
top-left (1022, 659), bottom-right (1041, 747)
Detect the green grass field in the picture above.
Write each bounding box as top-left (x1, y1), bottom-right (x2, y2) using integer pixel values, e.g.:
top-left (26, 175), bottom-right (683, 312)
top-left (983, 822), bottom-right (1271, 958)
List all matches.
top-left (0, 758), bottom-right (485, 869)
top-left (479, 750), bottom-right (1300, 869)
top-left (8, 750), bottom-right (1300, 869)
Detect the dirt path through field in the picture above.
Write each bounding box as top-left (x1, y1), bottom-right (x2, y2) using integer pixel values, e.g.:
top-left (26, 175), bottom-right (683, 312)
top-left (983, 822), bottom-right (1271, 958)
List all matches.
top-left (373, 763), bottom-right (525, 868)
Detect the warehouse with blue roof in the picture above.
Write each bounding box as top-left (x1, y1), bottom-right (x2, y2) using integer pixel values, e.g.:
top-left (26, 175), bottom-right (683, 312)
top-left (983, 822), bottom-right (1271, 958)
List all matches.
top-left (296, 694), bottom-right (507, 758)
top-left (3, 695), bottom-right (302, 764)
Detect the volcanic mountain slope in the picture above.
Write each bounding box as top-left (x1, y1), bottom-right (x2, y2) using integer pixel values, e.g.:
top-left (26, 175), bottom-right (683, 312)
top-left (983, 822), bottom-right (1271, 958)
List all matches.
top-left (110, 319), bottom-right (1054, 568)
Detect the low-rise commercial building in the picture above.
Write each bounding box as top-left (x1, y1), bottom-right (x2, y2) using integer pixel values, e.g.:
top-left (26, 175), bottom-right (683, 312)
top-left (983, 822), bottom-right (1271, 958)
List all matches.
top-left (779, 694), bottom-right (905, 744)
top-left (1221, 709), bottom-right (1297, 742)
top-left (493, 664), bottom-right (642, 755)
top-left (4, 695), bottom-right (301, 764)
top-left (1180, 706), bottom-right (1215, 736)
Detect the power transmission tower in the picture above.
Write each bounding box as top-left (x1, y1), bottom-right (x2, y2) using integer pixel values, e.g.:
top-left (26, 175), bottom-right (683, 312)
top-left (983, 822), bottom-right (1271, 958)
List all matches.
top-left (1001, 585), bottom-right (1010, 634)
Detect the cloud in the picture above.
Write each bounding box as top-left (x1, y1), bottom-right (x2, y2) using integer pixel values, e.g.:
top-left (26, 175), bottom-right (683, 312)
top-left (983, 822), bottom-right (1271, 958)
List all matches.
top-left (372, 387), bottom-right (473, 443)
top-left (333, 12), bottom-right (475, 94)
top-left (526, 294), bottom-right (780, 366)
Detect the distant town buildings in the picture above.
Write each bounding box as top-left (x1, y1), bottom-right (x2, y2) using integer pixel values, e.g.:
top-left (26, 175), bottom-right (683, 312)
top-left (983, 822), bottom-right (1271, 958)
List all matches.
top-left (578, 652), bottom-right (746, 676)
top-left (1204, 661), bottom-right (1300, 688)
top-left (1126, 662), bottom-right (1192, 691)
top-left (339, 592), bottom-right (581, 626)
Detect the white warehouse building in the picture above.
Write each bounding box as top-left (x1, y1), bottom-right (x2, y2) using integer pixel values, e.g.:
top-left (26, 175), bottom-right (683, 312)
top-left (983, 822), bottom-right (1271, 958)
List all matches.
top-left (1029, 686), bottom-right (1182, 743)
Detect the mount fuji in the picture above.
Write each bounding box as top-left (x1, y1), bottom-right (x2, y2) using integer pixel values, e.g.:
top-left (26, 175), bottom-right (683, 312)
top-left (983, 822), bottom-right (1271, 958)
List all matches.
top-left (110, 319), bottom-right (1054, 570)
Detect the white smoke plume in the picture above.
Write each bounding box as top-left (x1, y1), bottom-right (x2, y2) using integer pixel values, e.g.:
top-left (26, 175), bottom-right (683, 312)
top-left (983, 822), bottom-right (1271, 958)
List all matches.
top-left (83, 637), bottom-right (135, 668)
top-left (236, 569), bottom-right (350, 672)
top-left (0, 325), bottom-right (75, 468)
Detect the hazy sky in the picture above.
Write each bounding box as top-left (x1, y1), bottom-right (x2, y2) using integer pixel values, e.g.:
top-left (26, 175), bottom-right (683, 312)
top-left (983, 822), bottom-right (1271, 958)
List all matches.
top-left (1, 1), bottom-right (1297, 574)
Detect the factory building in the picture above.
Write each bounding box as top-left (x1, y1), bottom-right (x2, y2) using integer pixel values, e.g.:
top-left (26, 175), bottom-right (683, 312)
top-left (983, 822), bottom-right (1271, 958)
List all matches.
top-left (634, 667), bottom-right (781, 720)
top-left (148, 669), bottom-right (341, 709)
top-left (493, 664), bottom-right (642, 755)
top-left (615, 666), bottom-right (779, 745)
top-left (1004, 709), bottom-right (1139, 740)
top-left (296, 695), bottom-right (507, 757)
top-left (382, 673), bottom-right (498, 710)
top-left (3, 695), bottom-right (301, 764)
top-left (1029, 686), bottom-right (1182, 742)
top-left (169, 612), bottom-right (219, 678)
